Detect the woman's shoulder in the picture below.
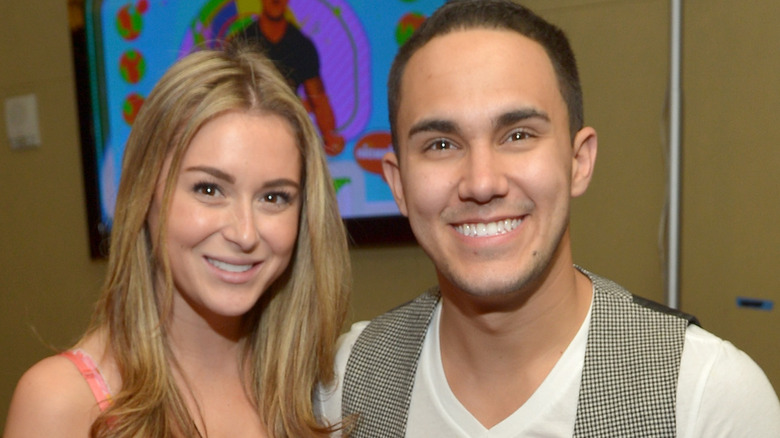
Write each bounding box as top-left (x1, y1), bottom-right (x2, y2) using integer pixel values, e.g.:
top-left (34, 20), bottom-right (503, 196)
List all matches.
top-left (4, 353), bottom-right (101, 437)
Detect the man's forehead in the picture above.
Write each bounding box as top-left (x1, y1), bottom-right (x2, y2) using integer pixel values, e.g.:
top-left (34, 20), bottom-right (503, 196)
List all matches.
top-left (399, 29), bottom-right (563, 115)
top-left (397, 29), bottom-right (565, 133)
top-left (400, 29), bottom-right (558, 95)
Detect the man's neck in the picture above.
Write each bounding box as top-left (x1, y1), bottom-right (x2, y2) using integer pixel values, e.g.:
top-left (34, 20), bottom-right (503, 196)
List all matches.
top-left (258, 13), bottom-right (288, 43)
top-left (438, 264), bottom-right (593, 428)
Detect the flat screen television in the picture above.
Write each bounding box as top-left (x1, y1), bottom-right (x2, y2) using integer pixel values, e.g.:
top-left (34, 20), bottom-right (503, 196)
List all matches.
top-left (72, 0), bottom-right (445, 257)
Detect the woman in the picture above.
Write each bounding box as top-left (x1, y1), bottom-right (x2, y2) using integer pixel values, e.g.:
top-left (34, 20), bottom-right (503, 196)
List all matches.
top-left (5, 43), bottom-right (350, 437)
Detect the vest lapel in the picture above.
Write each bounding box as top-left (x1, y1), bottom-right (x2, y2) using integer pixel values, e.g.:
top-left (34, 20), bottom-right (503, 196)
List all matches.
top-left (573, 271), bottom-right (688, 437)
top-left (342, 288), bottom-right (440, 437)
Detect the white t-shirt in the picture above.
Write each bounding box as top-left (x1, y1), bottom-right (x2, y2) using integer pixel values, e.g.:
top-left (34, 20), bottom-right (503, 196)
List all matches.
top-left (318, 298), bottom-right (780, 437)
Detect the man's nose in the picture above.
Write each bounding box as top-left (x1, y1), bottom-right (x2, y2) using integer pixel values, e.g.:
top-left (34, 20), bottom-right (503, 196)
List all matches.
top-left (458, 146), bottom-right (509, 204)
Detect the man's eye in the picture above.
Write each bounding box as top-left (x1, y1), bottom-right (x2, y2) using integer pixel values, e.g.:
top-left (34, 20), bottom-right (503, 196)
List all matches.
top-left (506, 130), bottom-right (533, 142)
top-left (428, 139), bottom-right (455, 151)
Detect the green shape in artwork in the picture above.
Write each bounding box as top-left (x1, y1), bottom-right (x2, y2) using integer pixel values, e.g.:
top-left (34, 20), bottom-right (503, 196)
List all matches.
top-left (333, 177), bottom-right (351, 193)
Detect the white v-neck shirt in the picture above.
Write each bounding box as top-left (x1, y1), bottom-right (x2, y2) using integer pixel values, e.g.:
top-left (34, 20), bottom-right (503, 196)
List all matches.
top-left (406, 302), bottom-right (585, 437)
top-left (318, 293), bottom-right (780, 437)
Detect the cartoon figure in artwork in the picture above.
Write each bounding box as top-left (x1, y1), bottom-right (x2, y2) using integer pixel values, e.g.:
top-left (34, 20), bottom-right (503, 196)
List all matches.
top-left (237, 0), bottom-right (345, 155)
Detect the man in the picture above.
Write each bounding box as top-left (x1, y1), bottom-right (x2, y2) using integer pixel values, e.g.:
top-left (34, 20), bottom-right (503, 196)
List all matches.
top-left (319, 1), bottom-right (780, 436)
top-left (238, 0), bottom-right (345, 155)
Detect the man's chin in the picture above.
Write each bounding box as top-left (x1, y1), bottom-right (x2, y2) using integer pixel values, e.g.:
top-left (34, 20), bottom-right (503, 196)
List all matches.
top-left (441, 261), bottom-right (550, 303)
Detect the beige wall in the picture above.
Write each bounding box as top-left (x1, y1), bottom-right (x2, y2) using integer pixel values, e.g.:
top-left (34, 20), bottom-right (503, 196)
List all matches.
top-left (2, 0), bottom-right (778, 430)
top-left (681, 0), bottom-right (780, 388)
top-left (1, 0), bottom-right (106, 430)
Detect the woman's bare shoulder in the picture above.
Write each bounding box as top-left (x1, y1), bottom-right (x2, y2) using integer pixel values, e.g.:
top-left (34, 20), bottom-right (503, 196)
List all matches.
top-left (4, 354), bottom-right (100, 437)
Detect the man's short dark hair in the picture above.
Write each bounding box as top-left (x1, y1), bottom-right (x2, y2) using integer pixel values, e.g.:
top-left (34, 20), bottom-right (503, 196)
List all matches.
top-left (387, 0), bottom-right (583, 153)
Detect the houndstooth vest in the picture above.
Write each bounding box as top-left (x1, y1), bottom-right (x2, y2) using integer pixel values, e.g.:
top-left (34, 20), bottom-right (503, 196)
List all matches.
top-left (342, 269), bottom-right (699, 437)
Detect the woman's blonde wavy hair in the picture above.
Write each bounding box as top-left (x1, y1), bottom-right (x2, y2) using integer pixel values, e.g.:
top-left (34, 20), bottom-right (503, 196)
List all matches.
top-left (84, 43), bottom-right (350, 437)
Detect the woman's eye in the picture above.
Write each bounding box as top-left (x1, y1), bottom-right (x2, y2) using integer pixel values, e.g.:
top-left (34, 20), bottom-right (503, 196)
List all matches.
top-left (263, 191), bottom-right (294, 205)
top-left (193, 182), bottom-right (222, 197)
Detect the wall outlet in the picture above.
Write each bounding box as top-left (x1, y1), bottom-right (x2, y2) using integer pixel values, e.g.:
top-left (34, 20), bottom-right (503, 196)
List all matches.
top-left (4, 94), bottom-right (42, 149)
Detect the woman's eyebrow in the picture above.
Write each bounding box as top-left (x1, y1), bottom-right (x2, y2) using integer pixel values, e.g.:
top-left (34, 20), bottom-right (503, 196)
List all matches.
top-left (263, 178), bottom-right (301, 190)
top-left (185, 166), bottom-right (234, 184)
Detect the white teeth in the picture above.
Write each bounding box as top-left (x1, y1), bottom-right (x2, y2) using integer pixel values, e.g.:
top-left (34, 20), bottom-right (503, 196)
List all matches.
top-left (208, 258), bottom-right (253, 273)
top-left (456, 218), bottom-right (521, 237)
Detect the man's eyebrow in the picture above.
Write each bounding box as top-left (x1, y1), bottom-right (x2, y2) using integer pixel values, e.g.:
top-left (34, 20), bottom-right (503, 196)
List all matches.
top-left (407, 118), bottom-right (460, 139)
top-left (406, 109), bottom-right (550, 139)
top-left (185, 166), bottom-right (235, 184)
top-left (494, 108), bottom-right (551, 129)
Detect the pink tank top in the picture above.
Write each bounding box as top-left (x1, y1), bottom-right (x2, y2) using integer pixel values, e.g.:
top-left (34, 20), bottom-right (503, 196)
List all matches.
top-left (61, 349), bottom-right (113, 412)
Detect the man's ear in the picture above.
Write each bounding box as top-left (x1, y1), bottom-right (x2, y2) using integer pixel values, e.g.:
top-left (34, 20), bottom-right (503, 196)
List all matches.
top-left (570, 126), bottom-right (598, 198)
top-left (381, 151), bottom-right (409, 217)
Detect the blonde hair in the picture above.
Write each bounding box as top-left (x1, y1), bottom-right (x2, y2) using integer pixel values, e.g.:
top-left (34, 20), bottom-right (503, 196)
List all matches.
top-left (86, 43), bottom-right (350, 437)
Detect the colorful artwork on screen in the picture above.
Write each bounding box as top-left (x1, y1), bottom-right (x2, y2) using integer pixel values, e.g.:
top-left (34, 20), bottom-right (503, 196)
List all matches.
top-left (85, 0), bottom-right (443, 225)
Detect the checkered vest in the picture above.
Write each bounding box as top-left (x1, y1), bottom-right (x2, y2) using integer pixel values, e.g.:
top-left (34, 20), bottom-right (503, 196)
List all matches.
top-left (342, 269), bottom-right (699, 437)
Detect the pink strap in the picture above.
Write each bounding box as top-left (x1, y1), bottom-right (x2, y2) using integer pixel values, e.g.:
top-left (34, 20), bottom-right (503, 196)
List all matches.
top-left (61, 349), bottom-right (113, 412)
